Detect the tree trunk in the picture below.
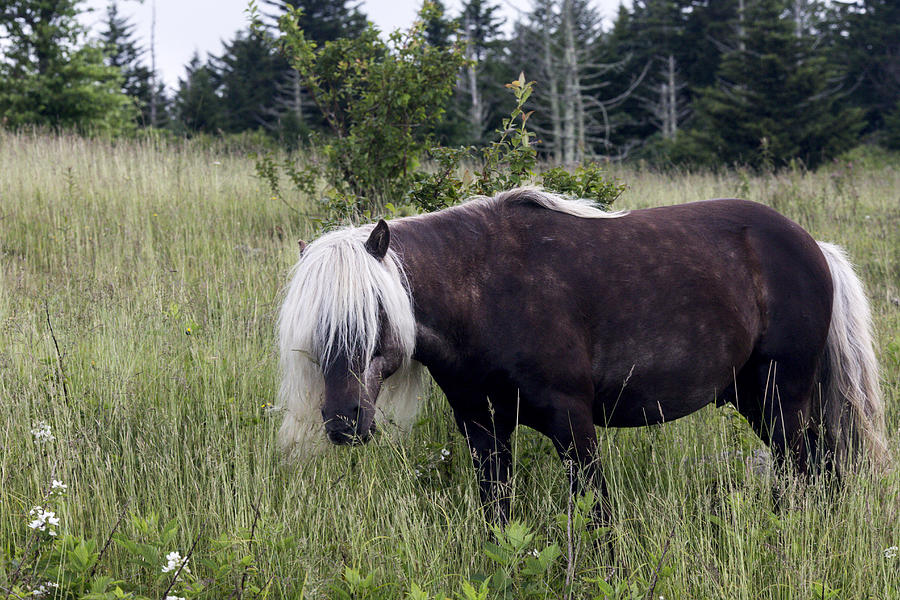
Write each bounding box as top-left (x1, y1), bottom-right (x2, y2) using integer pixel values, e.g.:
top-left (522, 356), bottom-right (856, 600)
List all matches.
top-left (464, 14), bottom-right (485, 141)
top-left (561, 0), bottom-right (579, 164)
top-left (666, 54), bottom-right (677, 138)
top-left (542, 15), bottom-right (563, 164)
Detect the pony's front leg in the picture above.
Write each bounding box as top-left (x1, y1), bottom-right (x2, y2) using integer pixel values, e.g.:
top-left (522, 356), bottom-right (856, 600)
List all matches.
top-left (545, 401), bottom-right (610, 522)
top-left (439, 382), bottom-right (515, 523)
top-left (466, 422), bottom-right (513, 523)
top-left (453, 411), bottom-right (514, 524)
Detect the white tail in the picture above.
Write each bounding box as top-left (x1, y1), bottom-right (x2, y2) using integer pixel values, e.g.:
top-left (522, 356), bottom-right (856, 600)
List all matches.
top-left (816, 242), bottom-right (888, 473)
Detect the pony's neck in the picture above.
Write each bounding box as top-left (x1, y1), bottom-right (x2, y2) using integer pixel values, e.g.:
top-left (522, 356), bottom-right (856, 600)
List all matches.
top-left (390, 210), bottom-right (490, 367)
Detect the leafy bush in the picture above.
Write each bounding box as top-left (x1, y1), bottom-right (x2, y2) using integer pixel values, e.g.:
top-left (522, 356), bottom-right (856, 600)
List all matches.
top-left (271, 2), bottom-right (467, 215)
top-left (257, 72), bottom-right (625, 228)
top-left (409, 75), bottom-right (624, 214)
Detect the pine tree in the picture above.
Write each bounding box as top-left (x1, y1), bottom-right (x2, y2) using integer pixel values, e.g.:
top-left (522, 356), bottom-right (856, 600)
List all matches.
top-left (598, 0), bottom-right (740, 157)
top-left (627, 0), bottom-right (692, 141)
top-left (100, 1), bottom-right (168, 127)
top-left (688, 0), bottom-right (863, 168)
top-left (678, 0), bottom-right (739, 92)
top-left (884, 101), bottom-right (900, 150)
top-left (419, 0), bottom-right (468, 146)
top-left (212, 28), bottom-right (286, 132)
top-left (173, 53), bottom-right (223, 134)
top-left (263, 0), bottom-right (365, 43)
top-left (827, 0), bottom-right (900, 135)
top-left (0, 0), bottom-right (134, 132)
top-left (260, 0), bottom-right (368, 140)
top-left (421, 0), bottom-right (454, 48)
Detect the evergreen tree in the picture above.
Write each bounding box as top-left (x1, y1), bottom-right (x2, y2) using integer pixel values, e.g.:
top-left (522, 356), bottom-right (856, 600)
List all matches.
top-left (599, 0), bottom-right (740, 158)
top-left (0, 0), bottom-right (134, 132)
top-left (586, 3), bottom-right (652, 157)
top-left (687, 0), bottom-right (863, 168)
top-left (260, 0), bottom-right (368, 141)
top-left (884, 101), bottom-right (900, 150)
top-left (263, 0), bottom-right (366, 42)
top-left (828, 0), bottom-right (900, 135)
top-left (212, 28), bottom-right (286, 132)
top-left (678, 0), bottom-right (739, 92)
top-left (100, 1), bottom-right (168, 127)
top-left (173, 53), bottom-right (222, 134)
top-left (421, 0), bottom-right (454, 48)
top-left (618, 1), bottom-right (692, 142)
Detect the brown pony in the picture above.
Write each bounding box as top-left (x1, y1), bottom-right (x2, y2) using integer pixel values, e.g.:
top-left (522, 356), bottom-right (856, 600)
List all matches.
top-left (277, 188), bottom-right (887, 519)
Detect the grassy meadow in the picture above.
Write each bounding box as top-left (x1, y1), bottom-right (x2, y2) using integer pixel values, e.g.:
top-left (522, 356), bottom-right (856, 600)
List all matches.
top-left (1, 131), bottom-right (898, 599)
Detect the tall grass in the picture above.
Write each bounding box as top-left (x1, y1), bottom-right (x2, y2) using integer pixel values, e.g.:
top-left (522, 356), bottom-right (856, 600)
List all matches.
top-left (1, 131), bottom-right (898, 598)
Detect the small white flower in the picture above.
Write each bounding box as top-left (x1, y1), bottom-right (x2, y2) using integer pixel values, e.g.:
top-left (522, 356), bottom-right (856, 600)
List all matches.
top-left (885, 546), bottom-right (899, 559)
top-left (31, 421), bottom-right (55, 443)
top-left (27, 506), bottom-right (60, 534)
top-left (531, 548), bottom-right (540, 558)
top-left (162, 551), bottom-right (190, 574)
top-left (440, 448), bottom-right (450, 459)
top-left (212, 161), bottom-right (222, 166)
top-left (51, 480), bottom-right (67, 494)
top-left (31, 582), bottom-right (59, 598)
top-left (165, 596), bottom-right (185, 600)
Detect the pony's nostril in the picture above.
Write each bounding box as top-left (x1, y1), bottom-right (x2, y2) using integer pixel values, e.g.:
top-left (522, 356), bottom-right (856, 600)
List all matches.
top-left (324, 414), bottom-right (365, 446)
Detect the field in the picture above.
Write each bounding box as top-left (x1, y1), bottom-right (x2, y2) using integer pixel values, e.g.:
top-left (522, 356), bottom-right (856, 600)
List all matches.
top-left (1, 131), bottom-right (898, 599)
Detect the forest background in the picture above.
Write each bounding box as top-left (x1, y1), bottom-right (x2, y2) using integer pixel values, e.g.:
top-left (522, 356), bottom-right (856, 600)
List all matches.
top-left (2, 0), bottom-right (900, 172)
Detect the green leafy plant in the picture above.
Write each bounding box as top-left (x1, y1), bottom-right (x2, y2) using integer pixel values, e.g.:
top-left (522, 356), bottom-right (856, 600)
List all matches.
top-left (465, 520), bottom-right (561, 599)
top-left (2, 494), bottom-right (275, 600)
top-left (410, 75), bottom-right (624, 214)
top-left (263, 2), bottom-right (466, 220)
top-left (329, 565), bottom-right (380, 600)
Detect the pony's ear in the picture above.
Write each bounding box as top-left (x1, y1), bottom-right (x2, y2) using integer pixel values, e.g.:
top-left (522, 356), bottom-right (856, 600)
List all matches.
top-left (365, 220), bottom-right (390, 260)
top-left (297, 239), bottom-right (308, 255)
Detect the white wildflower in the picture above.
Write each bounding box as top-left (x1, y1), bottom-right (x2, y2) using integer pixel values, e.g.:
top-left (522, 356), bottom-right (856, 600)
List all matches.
top-left (28, 506), bottom-right (60, 535)
top-left (162, 551), bottom-right (190, 574)
top-left (31, 582), bottom-right (59, 598)
top-left (31, 421), bottom-right (55, 443)
top-left (165, 596), bottom-right (185, 600)
top-left (885, 546), bottom-right (898, 559)
top-left (51, 479), bottom-right (67, 494)
top-left (440, 448), bottom-right (450, 460)
top-left (531, 549), bottom-right (540, 558)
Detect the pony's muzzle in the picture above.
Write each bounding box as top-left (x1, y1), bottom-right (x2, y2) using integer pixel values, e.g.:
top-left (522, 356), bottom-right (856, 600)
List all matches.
top-left (324, 416), bottom-right (376, 446)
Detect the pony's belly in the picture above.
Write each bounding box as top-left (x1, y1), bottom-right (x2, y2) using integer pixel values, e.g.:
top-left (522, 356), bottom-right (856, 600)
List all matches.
top-left (593, 386), bottom-right (717, 427)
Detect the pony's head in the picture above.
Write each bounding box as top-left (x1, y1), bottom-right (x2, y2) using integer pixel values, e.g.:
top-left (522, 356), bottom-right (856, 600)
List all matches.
top-left (277, 220), bottom-right (422, 455)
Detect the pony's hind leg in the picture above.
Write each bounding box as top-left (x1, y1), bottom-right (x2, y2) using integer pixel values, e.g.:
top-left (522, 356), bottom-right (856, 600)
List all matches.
top-left (733, 357), bottom-right (818, 477)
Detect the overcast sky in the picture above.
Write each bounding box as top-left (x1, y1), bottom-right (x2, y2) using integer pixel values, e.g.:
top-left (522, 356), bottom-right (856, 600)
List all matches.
top-left (80, 0), bottom-right (630, 91)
